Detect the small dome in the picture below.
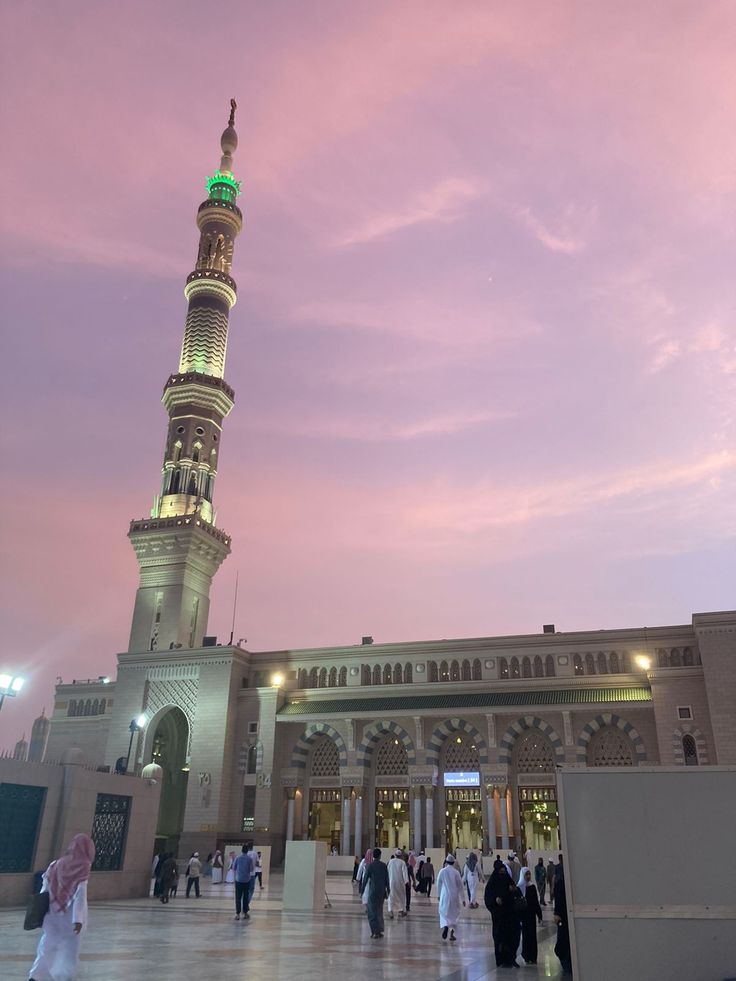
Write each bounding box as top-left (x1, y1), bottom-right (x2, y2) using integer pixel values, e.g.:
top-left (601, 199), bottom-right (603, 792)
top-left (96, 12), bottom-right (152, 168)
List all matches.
top-left (61, 746), bottom-right (85, 765)
top-left (142, 763), bottom-right (163, 781)
top-left (221, 125), bottom-right (238, 156)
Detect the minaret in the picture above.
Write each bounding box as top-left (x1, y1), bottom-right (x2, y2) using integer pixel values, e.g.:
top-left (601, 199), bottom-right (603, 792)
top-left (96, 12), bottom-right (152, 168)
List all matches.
top-left (127, 102), bottom-right (243, 653)
top-left (28, 709), bottom-right (50, 762)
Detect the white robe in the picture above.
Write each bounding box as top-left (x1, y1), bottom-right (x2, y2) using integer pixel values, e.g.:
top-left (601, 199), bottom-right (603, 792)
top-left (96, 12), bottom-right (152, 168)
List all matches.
top-left (387, 857), bottom-right (408, 913)
top-left (357, 859), bottom-right (369, 905)
top-left (225, 858), bottom-right (235, 883)
top-left (30, 877), bottom-right (88, 981)
top-left (437, 865), bottom-right (464, 929)
top-left (463, 863), bottom-right (481, 904)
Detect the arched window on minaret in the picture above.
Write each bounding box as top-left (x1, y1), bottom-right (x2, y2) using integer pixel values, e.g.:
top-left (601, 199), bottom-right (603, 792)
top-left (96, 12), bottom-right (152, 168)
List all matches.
top-left (171, 470), bottom-right (181, 494)
top-left (189, 472), bottom-right (198, 496)
top-left (192, 443), bottom-right (201, 464)
top-left (173, 441), bottom-right (182, 463)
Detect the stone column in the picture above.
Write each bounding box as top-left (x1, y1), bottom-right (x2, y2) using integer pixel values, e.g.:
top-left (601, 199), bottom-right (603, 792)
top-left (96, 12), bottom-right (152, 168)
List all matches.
top-left (285, 789), bottom-right (296, 841)
top-left (354, 789), bottom-right (364, 858)
top-left (500, 785), bottom-right (510, 849)
top-left (486, 786), bottom-right (497, 853)
top-left (341, 789), bottom-right (352, 856)
top-left (413, 790), bottom-right (422, 852)
top-left (425, 787), bottom-right (434, 848)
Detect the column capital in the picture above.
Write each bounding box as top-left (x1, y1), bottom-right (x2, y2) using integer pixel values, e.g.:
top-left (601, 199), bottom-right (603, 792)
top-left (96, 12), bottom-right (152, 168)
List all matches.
top-left (285, 787), bottom-right (297, 800)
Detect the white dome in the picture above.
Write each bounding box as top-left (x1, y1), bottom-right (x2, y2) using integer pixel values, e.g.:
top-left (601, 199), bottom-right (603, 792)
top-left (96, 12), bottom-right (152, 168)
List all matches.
top-left (141, 762), bottom-right (163, 781)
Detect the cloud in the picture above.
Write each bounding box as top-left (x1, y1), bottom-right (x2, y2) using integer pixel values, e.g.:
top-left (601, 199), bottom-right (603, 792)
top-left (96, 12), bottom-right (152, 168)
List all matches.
top-left (335, 177), bottom-right (485, 247)
top-left (517, 204), bottom-right (595, 254)
top-left (648, 339), bottom-right (682, 373)
top-left (245, 407), bottom-right (513, 442)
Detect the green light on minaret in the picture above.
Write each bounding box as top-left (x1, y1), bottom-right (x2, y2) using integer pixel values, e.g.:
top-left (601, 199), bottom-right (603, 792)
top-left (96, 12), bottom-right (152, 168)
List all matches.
top-left (206, 171), bottom-right (241, 201)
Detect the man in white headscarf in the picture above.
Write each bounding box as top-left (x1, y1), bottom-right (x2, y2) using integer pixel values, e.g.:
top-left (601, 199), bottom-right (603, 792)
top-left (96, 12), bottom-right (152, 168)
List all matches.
top-left (437, 854), bottom-right (466, 941)
top-left (386, 848), bottom-right (409, 918)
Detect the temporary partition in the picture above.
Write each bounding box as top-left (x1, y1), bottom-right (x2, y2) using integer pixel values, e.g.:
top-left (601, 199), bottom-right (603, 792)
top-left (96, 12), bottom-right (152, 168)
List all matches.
top-left (557, 766), bottom-right (736, 981)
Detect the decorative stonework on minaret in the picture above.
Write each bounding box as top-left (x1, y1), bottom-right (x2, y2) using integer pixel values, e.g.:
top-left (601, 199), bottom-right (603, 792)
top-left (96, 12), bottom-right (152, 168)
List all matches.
top-left (127, 103), bottom-right (242, 653)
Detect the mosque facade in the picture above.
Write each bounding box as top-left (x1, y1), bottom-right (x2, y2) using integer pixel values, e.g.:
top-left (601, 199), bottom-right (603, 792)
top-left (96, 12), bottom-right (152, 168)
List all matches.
top-left (40, 108), bottom-right (736, 864)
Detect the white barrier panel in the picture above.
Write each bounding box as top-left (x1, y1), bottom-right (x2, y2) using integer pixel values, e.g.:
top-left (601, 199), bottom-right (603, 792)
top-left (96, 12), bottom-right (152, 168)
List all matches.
top-left (283, 840), bottom-right (328, 911)
top-left (557, 766), bottom-right (736, 981)
top-left (326, 855), bottom-right (357, 874)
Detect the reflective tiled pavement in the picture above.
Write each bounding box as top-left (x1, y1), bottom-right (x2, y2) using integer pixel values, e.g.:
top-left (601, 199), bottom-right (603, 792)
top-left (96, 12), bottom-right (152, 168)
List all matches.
top-left (0, 875), bottom-right (565, 980)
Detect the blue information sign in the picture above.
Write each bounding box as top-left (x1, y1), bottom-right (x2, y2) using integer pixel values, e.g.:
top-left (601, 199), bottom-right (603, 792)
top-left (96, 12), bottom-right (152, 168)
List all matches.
top-left (443, 771), bottom-right (480, 787)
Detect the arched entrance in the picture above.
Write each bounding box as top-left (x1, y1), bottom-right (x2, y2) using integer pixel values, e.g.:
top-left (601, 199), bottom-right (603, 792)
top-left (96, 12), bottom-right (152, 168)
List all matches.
top-left (442, 733), bottom-right (482, 852)
top-left (146, 707), bottom-right (190, 856)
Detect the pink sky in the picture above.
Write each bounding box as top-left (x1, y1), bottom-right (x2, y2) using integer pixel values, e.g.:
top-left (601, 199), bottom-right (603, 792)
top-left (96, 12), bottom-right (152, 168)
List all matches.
top-left (1, 1), bottom-right (734, 746)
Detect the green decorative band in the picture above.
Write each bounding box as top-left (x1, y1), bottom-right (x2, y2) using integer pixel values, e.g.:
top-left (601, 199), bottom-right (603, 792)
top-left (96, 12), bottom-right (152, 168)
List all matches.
top-left (206, 170), bottom-right (241, 195)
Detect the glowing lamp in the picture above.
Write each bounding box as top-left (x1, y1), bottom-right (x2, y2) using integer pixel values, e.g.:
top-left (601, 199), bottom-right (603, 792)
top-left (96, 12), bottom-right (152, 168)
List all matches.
top-left (635, 655), bottom-right (651, 670)
top-left (271, 673), bottom-right (284, 687)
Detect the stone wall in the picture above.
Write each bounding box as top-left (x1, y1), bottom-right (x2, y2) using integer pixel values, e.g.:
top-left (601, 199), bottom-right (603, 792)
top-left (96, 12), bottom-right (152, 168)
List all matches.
top-left (0, 756), bottom-right (160, 908)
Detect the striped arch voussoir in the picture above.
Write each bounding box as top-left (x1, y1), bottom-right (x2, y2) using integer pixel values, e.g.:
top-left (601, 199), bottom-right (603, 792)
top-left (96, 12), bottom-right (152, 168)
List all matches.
top-left (575, 713), bottom-right (647, 763)
top-left (291, 722), bottom-right (348, 770)
top-left (356, 720), bottom-right (416, 767)
top-left (497, 715), bottom-right (565, 766)
top-left (672, 725), bottom-right (709, 765)
top-left (426, 718), bottom-right (488, 766)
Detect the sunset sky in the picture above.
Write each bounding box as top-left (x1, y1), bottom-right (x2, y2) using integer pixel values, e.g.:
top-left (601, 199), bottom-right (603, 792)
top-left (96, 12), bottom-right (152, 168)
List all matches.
top-left (0, 1), bottom-right (734, 745)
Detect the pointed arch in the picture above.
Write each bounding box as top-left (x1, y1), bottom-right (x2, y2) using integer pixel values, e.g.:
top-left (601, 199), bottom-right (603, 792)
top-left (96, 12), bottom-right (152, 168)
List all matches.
top-left (573, 654), bottom-right (584, 676)
top-left (461, 659), bottom-right (471, 681)
top-left (297, 668), bottom-right (308, 688)
top-left (338, 666), bottom-right (347, 687)
top-left (533, 656), bottom-right (543, 678)
top-left (511, 657), bottom-right (520, 679)
top-left (575, 713), bottom-right (647, 763)
top-left (383, 664), bottom-right (392, 685)
top-left (318, 667), bottom-right (327, 688)
top-left (521, 656), bottom-right (532, 678)
top-left (373, 664), bottom-right (382, 685)
top-left (393, 663), bottom-right (402, 684)
top-left (357, 720), bottom-right (416, 767)
top-left (426, 718), bottom-right (488, 766)
top-left (308, 667), bottom-right (318, 688)
top-left (585, 653), bottom-right (596, 674)
top-left (440, 660), bottom-right (449, 682)
top-left (404, 663), bottom-right (413, 683)
top-left (328, 667), bottom-right (337, 688)
top-left (428, 661), bottom-right (438, 683)
top-left (472, 658), bottom-right (482, 681)
top-left (499, 657), bottom-right (509, 679)
top-left (545, 655), bottom-right (555, 677)
top-left (450, 660), bottom-right (460, 682)
top-left (498, 716), bottom-right (565, 766)
top-left (609, 651), bottom-right (620, 673)
top-left (291, 723), bottom-right (348, 770)
top-left (362, 664), bottom-right (371, 685)
top-left (597, 652), bottom-right (608, 674)
top-left (673, 725), bottom-right (708, 765)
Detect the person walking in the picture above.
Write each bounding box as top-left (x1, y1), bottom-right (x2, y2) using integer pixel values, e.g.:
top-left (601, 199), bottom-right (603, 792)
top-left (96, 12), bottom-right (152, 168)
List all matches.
top-left (386, 848), bottom-right (409, 919)
top-left (534, 857), bottom-right (547, 905)
top-left (245, 842), bottom-right (258, 907)
top-left (28, 833), bottom-right (95, 981)
top-left (437, 854), bottom-right (465, 942)
top-left (225, 851), bottom-right (236, 884)
top-left (420, 857), bottom-right (435, 899)
top-left (518, 867), bottom-right (543, 964)
top-left (185, 852), bottom-right (201, 898)
top-left (553, 863), bottom-right (572, 975)
top-left (405, 853), bottom-right (415, 912)
top-left (546, 858), bottom-right (556, 904)
top-left (255, 851), bottom-right (264, 890)
top-left (508, 851), bottom-right (521, 884)
top-left (159, 854), bottom-right (177, 903)
top-left (232, 845), bottom-right (254, 920)
top-left (360, 848), bottom-right (389, 939)
top-left (462, 851), bottom-right (483, 908)
top-left (211, 849), bottom-right (224, 884)
top-left (484, 859), bottom-right (520, 969)
top-left (352, 856), bottom-right (361, 882)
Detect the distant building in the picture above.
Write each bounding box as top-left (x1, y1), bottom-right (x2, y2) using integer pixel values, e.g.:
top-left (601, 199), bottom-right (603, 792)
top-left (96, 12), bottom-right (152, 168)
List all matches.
top-left (13, 736), bottom-right (28, 762)
top-left (40, 105), bottom-right (736, 864)
top-left (28, 709), bottom-right (50, 763)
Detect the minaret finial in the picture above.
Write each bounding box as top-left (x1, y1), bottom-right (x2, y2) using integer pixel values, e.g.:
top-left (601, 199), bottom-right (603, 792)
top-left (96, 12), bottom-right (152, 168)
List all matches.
top-left (229, 98), bottom-right (237, 127)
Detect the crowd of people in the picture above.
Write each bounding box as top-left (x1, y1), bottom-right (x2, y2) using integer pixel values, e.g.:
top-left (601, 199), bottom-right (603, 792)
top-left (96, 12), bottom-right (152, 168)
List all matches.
top-left (356, 845), bottom-right (571, 974)
top-left (28, 834), bottom-right (570, 978)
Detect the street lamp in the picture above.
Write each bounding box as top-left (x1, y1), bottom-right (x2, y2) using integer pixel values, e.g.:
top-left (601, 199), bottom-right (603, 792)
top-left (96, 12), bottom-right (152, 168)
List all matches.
top-left (0, 673), bottom-right (25, 712)
top-left (123, 714), bottom-right (147, 774)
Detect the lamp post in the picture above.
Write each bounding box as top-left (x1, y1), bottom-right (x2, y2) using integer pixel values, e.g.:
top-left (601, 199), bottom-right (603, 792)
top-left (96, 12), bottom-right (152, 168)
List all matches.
top-left (0, 674), bottom-right (25, 713)
top-left (124, 714), bottom-right (147, 774)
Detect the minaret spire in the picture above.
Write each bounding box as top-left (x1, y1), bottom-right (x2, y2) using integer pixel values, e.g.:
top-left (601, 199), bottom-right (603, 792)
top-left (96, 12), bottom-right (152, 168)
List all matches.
top-left (127, 104), bottom-right (244, 654)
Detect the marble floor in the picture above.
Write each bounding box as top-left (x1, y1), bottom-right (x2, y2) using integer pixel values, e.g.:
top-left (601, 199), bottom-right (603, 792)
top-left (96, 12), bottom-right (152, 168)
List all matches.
top-left (0, 875), bottom-right (565, 980)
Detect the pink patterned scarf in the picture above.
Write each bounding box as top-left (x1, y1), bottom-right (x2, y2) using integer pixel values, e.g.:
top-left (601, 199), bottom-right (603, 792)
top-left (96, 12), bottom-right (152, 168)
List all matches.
top-left (47, 834), bottom-right (96, 911)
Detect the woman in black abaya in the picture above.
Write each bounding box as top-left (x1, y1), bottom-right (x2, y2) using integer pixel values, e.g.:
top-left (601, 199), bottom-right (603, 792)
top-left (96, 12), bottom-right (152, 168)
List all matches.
top-left (484, 859), bottom-right (520, 968)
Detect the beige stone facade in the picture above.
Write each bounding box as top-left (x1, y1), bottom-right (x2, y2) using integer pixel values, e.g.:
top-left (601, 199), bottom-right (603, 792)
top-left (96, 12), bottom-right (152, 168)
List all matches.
top-left (41, 610), bottom-right (735, 865)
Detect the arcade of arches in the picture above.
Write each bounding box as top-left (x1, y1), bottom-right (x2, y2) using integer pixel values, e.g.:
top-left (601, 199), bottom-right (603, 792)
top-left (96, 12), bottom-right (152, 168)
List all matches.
top-left (284, 719), bottom-right (643, 856)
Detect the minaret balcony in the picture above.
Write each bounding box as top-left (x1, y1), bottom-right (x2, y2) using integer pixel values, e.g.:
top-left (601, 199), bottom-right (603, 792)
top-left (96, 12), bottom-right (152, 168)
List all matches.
top-left (129, 514), bottom-right (231, 547)
top-left (162, 372), bottom-right (235, 418)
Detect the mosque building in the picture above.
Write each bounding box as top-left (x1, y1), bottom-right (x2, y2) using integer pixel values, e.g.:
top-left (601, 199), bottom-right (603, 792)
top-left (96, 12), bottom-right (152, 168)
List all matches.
top-left (39, 106), bottom-right (736, 864)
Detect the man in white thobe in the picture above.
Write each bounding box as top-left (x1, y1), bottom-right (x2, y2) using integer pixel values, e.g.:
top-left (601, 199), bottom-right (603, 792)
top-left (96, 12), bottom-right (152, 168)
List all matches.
top-left (437, 854), bottom-right (465, 941)
top-left (386, 849), bottom-right (409, 918)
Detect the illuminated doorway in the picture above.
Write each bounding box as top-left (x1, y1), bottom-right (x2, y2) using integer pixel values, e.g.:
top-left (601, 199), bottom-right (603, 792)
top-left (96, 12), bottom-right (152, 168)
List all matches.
top-left (309, 789), bottom-right (341, 851)
top-left (445, 788), bottom-right (483, 852)
top-left (519, 787), bottom-right (559, 851)
top-left (375, 789), bottom-right (410, 851)
top-left (147, 707), bottom-right (189, 856)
